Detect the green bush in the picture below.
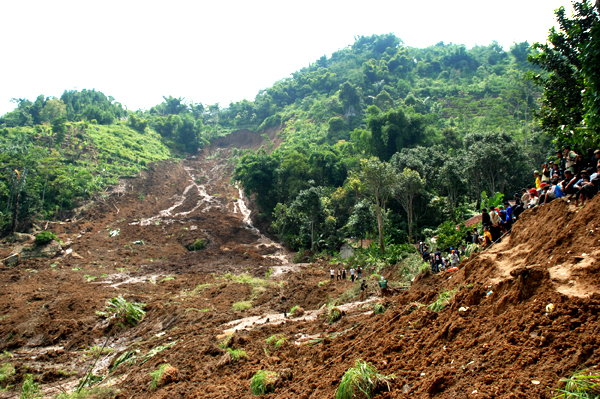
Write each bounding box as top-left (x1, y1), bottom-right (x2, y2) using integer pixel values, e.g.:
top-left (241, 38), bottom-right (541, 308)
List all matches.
top-left (250, 370), bottom-right (277, 395)
top-left (427, 289), bottom-right (458, 312)
top-left (35, 231), bottom-right (57, 245)
top-left (149, 364), bottom-right (172, 390)
top-left (335, 359), bottom-right (394, 399)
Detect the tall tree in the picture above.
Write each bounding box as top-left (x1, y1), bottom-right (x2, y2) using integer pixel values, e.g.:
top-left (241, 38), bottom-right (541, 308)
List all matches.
top-left (395, 168), bottom-right (424, 242)
top-left (529, 0), bottom-right (600, 146)
top-left (355, 157), bottom-right (398, 251)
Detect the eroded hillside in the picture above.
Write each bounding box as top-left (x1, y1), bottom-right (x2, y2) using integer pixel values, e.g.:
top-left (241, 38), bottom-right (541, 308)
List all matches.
top-left (0, 130), bottom-right (599, 399)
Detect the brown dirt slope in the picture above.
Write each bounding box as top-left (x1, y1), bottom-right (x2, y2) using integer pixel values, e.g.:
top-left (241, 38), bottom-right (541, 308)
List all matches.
top-left (0, 129), bottom-right (599, 398)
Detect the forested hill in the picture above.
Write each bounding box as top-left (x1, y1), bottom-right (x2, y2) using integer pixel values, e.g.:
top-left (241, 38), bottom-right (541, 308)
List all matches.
top-left (0, 33), bottom-right (551, 243)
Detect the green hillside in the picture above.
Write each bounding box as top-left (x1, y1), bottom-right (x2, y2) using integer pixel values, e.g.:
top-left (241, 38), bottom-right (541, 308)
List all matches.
top-left (1, 9), bottom-right (598, 250)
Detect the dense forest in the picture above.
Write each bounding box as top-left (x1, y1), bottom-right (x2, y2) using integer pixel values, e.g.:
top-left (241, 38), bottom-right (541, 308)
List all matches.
top-left (1, 0), bottom-right (598, 255)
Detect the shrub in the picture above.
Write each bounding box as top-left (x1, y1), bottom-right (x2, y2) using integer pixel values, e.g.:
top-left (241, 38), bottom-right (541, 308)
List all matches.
top-left (250, 370), bottom-right (277, 395)
top-left (0, 362), bottom-right (15, 387)
top-left (554, 369), bottom-right (600, 398)
top-left (96, 296), bottom-right (145, 327)
top-left (35, 231), bottom-right (57, 245)
top-left (232, 301), bottom-right (252, 311)
top-left (335, 359), bottom-right (394, 399)
top-left (227, 348), bottom-right (248, 362)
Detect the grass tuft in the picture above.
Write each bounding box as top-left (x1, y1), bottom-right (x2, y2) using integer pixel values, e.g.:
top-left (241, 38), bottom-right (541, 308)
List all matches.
top-left (328, 307), bottom-right (342, 324)
top-left (373, 302), bottom-right (387, 315)
top-left (427, 288), bottom-right (458, 312)
top-left (219, 332), bottom-right (235, 349)
top-left (232, 301), bottom-right (252, 311)
top-left (96, 296), bottom-right (145, 326)
top-left (554, 369), bottom-right (600, 398)
top-left (55, 386), bottom-right (118, 399)
top-left (250, 369), bottom-right (277, 395)
top-left (335, 359), bottom-right (394, 399)
top-left (149, 364), bottom-right (175, 390)
top-left (265, 334), bottom-right (287, 349)
top-left (227, 348), bottom-right (248, 362)
top-left (19, 374), bottom-right (41, 399)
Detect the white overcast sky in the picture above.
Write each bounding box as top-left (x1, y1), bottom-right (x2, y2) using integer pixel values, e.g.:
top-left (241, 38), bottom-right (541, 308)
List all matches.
top-left (0, 0), bottom-right (575, 116)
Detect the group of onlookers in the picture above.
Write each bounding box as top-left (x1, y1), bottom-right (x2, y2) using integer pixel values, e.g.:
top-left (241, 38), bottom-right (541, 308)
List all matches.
top-left (528, 147), bottom-right (600, 208)
top-left (419, 146), bottom-right (600, 273)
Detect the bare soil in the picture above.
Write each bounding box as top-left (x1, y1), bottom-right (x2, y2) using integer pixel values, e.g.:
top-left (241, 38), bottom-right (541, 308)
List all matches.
top-left (0, 129), bottom-right (599, 398)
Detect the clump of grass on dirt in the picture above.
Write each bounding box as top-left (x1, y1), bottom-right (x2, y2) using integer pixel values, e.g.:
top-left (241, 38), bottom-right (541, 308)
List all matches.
top-left (265, 334), bottom-right (287, 349)
top-left (141, 341), bottom-right (178, 364)
top-left (373, 302), bottom-right (387, 315)
top-left (149, 364), bottom-right (177, 390)
top-left (85, 345), bottom-right (113, 358)
top-left (335, 359), bottom-right (394, 399)
top-left (232, 301), bottom-right (253, 311)
top-left (55, 386), bottom-right (118, 399)
top-left (19, 374), bottom-right (41, 399)
top-left (250, 370), bottom-right (277, 395)
top-left (186, 239), bottom-right (206, 251)
top-left (35, 231), bottom-right (57, 245)
top-left (96, 296), bottom-right (145, 327)
top-left (227, 348), bottom-right (248, 362)
top-left (554, 369), bottom-right (600, 398)
top-left (219, 272), bottom-right (273, 288)
top-left (428, 288), bottom-right (458, 312)
top-left (318, 280), bottom-right (329, 287)
top-left (219, 332), bottom-right (235, 349)
top-left (0, 362), bottom-right (15, 389)
top-left (328, 307), bottom-right (343, 324)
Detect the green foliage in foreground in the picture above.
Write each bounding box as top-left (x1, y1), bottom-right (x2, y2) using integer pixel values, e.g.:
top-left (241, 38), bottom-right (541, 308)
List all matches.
top-left (554, 369), bottom-right (600, 399)
top-left (186, 238), bottom-right (206, 251)
top-left (335, 359), bottom-right (394, 399)
top-left (96, 296), bottom-right (146, 327)
top-left (250, 370), bottom-right (277, 396)
top-left (373, 302), bottom-right (387, 315)
top-left (19, 374), bottom-right (41, 399)
top-left (56, 386), bottom-right (118, 399)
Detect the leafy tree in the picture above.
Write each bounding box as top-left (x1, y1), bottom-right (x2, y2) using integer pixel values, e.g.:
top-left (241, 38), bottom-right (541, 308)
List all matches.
top-left (51, 116), bottom-right (67, 145)
top-left (529, 0), bottom-right (600, 147)
top-left (355, 157), bottom-right (398, 251)
top-left (394, 168), bottom-right (424, 242)
top-left (233, 149), bottom-right (281, 215)
top-left (345, 198), bottom-right (375, 248)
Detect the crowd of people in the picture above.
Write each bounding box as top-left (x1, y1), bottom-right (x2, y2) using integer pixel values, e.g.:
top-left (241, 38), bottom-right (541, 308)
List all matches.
top-left (419, 146), bottom-right (600, 274)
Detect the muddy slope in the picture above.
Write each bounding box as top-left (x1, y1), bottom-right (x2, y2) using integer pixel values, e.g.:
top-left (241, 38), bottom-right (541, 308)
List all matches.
top-left (0, 129), bottom-right (599, 398)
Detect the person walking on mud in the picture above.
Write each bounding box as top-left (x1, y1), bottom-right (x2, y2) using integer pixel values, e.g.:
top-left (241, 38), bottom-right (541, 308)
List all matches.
top-left (337, 268), bottom-right (341, 281)
top-left (342, 268), bottom-right (347, 281)
top-left (357, 266), bottom-right (362, 279)
top-left (350, 267), bottom-right (356, 282)
top-left (360, 279), bottom-right (367, 300)
top-left (330, 268), bottom-right (335, 281)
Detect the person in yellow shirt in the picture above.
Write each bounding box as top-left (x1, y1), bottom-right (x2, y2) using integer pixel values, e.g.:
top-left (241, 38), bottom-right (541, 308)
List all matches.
top-left (482, 226), bottom-right (493, 248)
top-left (534, 170), bottom-right (541, 189)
